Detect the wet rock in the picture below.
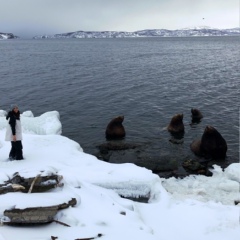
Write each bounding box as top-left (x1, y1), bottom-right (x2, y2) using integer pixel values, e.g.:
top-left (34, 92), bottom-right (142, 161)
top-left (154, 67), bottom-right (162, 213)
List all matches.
top-left (107, 149), bottom-right (137, 164)
top-left (96, 140), bottom-right (184, 177)
top-left (97, 142), bottom-right (139, 152)
top-left (98, 144), bottom-right (179, 173)
top-left (96, 142), bottom-right (140, 162)
top-left (136, 155), bottom-right (178, 172)
top-left (182, 159), bottom-right (212, 176)
top-left (169, 136), bottom-right (184, 144)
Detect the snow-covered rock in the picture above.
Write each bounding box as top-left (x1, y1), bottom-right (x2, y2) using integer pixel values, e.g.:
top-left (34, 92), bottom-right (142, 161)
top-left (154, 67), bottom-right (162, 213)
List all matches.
top-left (0, 32), bottom-right (18, 40)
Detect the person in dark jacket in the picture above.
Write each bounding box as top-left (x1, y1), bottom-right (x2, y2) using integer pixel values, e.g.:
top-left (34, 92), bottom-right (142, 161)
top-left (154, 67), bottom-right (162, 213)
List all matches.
top-left (5, 104), bottom-right (23, 160)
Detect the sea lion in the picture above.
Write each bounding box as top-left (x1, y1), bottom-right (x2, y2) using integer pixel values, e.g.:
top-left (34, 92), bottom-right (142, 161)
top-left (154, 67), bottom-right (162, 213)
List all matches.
top-left (190, 125), bottom-right (227, 159)
top-left (105, 116), bottom-right (126, 140)
top-left (191, 108), bottom-right (203, 123)
top-left (167, 113), bottom-right (184, 134)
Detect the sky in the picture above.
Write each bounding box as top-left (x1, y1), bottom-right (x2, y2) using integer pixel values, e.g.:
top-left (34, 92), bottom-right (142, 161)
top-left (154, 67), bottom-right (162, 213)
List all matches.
top-left (0, 0), bottom-right (239, 37)
top-left (0, 109), bottom-right (239, 240)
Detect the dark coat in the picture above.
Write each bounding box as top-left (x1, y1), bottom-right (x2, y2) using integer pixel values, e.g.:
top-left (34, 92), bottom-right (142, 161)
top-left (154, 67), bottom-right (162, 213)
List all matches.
top-left (6, 110), bottom-right (21, 136)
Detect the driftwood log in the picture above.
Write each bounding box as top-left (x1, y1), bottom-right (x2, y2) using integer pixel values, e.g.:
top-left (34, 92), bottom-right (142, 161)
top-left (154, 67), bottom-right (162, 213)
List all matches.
top-left (0, 183), bottom-right (25, 195)
top-left (0, 172), bottom-right (63, 194)
top-left (3, 198), bottom-right (77, 225)
top-left (75, 234), bottom-right (103, 240)
top-left (0, 172), bottom-right (78, 225)
top-left (50, 234), bottom-right (103, 240)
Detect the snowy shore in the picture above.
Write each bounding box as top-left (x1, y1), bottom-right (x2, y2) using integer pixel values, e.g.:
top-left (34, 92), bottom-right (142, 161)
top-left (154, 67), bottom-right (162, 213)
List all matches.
top-left (0, 110), bottom-right (239, 240)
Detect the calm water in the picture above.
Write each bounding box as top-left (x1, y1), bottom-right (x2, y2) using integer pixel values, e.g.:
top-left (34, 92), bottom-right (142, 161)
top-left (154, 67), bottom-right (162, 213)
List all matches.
top-left (0, 37), bottom-right (239, 165)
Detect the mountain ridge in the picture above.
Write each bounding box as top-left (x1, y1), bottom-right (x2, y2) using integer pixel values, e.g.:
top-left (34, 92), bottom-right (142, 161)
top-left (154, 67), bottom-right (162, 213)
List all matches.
top-left (33, 27), bottom-right (240, 39)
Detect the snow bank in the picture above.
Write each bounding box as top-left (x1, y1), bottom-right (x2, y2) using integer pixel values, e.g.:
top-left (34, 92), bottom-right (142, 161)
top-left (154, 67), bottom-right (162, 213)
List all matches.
top-left (0, 110), bottom-right (62, 135)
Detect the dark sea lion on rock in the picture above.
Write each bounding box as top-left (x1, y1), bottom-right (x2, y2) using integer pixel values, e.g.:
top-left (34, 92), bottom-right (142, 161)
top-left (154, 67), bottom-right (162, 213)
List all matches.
top-left (105, 116), bottom-right (126, 140)
top-left (190, 125), bottom-right (227, 159)
top-left (191, 108), bottom-right (203, 123)
top-left (167, 113), bottom-right (184, 134)
top-left (201, 126), bottom-right (227, 159)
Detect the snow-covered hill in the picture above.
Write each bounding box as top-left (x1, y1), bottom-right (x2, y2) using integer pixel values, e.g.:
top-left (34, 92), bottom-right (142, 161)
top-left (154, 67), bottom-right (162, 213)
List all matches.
top-left (0, 32), bottom-right (18, 40)
top-left (33, 27), bottom-right (240, 39)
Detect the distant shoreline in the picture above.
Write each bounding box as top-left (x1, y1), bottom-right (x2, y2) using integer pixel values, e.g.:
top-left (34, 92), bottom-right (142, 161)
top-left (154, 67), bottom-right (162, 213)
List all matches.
top-left (1, 27), bottom-right (240, 39)
top-left (33, 27), bottom-right (240, 39)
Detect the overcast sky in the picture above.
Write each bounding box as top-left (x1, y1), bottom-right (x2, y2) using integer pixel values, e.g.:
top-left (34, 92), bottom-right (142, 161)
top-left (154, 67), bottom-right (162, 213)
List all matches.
top-left (0, 0), bottom-right (239, 37)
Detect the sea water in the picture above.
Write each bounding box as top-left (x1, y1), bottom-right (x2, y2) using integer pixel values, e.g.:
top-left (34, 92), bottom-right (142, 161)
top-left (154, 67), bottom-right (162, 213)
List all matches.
top-left (0, 37), bottom-right (239, 165)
